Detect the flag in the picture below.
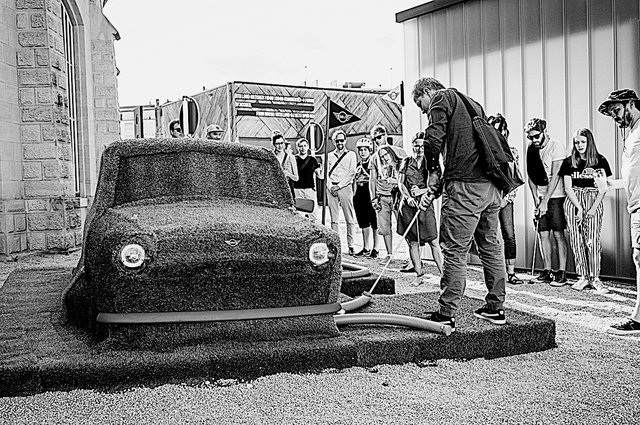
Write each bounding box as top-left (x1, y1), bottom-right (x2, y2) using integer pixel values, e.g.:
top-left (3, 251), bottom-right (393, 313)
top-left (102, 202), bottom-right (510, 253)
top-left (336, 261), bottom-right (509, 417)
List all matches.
top-left (382, 83), bottom-right (404, 106)
top-left (328, 100), bottom-right (361, 129)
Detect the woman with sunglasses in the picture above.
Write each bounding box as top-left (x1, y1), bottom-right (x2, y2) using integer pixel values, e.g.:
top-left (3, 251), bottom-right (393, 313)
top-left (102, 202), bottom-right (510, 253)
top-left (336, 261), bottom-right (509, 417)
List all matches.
top-left (558, 128), bottom-right (612, 294)
top-left (397, 132), bottom-right (443, 286)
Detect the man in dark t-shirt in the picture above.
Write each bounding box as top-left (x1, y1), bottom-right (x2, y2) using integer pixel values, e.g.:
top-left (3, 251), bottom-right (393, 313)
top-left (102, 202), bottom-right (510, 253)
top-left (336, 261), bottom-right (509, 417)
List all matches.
top-left (294, 138), bottom-right (321, 221)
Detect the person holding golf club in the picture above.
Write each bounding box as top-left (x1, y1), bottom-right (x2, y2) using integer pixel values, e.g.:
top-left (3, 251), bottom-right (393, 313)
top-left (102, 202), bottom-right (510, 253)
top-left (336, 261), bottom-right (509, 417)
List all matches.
top-left (558, 128), bottom-right (611, 294)
top-left (413, 77), bottom-right (507, 331)
top-left (525, 118), bottom-right (569, 286)
top-left (599, 88), bottom-right (640, 335)
top-left (396, 133), bottom-right (443, 287)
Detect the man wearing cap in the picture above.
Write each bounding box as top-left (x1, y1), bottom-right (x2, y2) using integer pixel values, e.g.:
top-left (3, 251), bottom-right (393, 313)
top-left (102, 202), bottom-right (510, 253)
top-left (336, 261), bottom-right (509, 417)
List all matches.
top-left (525, 117), bottom-right (569, 286)
top-left (600, 88), bottom-right (640, 335)
top-left (205, 124), bottom-right (224, 140)
top-left (325, 129), bottom-right (357, 255)
top-left (413, 76), bottom-right (507, 332)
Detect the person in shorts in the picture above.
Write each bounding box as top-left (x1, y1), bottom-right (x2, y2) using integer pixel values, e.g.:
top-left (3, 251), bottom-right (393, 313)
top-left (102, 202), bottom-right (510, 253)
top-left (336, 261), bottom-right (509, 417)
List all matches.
top-left (525, 117), bottom-right (568, 286)
top-left (368, 124), bottom-right (407, 262)
top-left (352, 137), bottom-right (379, 257)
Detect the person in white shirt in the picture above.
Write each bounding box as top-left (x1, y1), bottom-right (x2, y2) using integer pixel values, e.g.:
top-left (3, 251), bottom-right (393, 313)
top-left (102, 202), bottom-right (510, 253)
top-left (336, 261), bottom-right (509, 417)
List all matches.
top-left (525, 118), bottom-right (568, 286)
top-left (325, 129), bottom-right (357, 255)
top-left (599, 89), bottom-right (640, 335)
top-left (272, 132), bottom-right (298, 197)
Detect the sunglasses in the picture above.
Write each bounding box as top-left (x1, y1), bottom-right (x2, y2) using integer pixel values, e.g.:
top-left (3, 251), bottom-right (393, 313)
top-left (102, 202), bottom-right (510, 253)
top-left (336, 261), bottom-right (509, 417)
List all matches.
top-left (335, 139), bottom-right (346, 143)
top-left (526, 133), bottom-right (543, 141)
top-left (373, 135), bottom-right (384, 141)
top-left (174, 127), bottom-right (182, 132)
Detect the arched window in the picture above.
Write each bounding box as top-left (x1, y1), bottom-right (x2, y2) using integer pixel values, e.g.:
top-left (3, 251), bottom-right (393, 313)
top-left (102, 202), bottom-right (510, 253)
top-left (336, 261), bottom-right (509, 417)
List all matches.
top-left (61, 3), bottom-right (79, 196)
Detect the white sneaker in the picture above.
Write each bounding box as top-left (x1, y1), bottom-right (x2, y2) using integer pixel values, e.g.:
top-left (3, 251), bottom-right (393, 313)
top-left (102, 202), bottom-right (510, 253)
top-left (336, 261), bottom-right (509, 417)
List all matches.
top-left (591, 278), bottom-right (610, 294)
top-left (571, 277), bottom-right (590, 291)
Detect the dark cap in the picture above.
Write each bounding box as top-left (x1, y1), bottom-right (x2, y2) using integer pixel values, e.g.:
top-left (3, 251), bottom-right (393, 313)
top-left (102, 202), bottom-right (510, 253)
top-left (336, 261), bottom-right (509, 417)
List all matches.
top-left (598, 89), bottom-right (640, 115)
top-left (524, 117), bottom-right (546, 133)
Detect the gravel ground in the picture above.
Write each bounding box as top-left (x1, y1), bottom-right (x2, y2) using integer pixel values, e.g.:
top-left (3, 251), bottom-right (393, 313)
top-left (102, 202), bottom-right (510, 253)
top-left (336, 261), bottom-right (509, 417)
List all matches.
top-left (1, 232), bottom-right (639, 424)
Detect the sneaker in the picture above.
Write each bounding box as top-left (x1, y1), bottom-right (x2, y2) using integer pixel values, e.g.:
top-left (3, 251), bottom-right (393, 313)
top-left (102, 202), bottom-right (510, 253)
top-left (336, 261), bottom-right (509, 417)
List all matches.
top-left (591, 278), bottom-right (610, 294)
top-left (354, 248), bottom-right (371, 257)
top-left (424, 311), bottom-right (455, 332)
top-left (507, 273), bottom-right (523, 285)
top-left (607, 318), bottom-right (640, 335)
top-left (571, 277), bottom-right (590, 291)
top-left (473, 305), bottom-right (506, 325)
top-left (409, 277), bottom-right (425, 287)
top-left (535, 269), bottom-right (553, 283)
top-left (550, 270), bottom-right (568, 287)
top-left (369, 249), bottom-right (379, 259)
top-left (400, 264), bottom-right (415, 273)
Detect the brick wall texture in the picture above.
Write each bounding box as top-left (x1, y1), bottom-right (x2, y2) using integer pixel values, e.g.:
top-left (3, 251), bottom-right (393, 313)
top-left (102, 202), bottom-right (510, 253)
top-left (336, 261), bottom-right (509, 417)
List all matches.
top-left (0, 0), bottom-right (119, 254)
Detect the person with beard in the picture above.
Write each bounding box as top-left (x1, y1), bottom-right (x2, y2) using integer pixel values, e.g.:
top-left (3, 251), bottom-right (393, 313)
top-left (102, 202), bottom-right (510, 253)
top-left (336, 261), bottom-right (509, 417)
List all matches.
top-left (599, 89), bottom-right (640, 335)
top-left (397, 133), bottom-right (443, 287)
top-left (525, 118), bottom-right (569, 286)
top-left (293, 138), bottom-right (321, 222)
top-left (326, 129), bottom-right (358, 255)
top-left (352, 137), bottom-right (379, 257)
top-left (413, 77), bottom-right (507, 331)
top-left (558, 128), bottom-right (611, 294)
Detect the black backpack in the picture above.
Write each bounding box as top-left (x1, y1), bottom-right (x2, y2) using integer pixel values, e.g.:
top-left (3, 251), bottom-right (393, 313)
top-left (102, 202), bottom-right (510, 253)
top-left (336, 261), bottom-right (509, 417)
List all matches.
top-left (454, 91), bottom-right (525, 196)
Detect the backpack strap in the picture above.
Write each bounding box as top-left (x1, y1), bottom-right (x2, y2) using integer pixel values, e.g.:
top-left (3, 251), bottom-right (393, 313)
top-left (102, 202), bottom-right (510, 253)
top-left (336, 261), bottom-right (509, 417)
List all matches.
top-left (328, 151), bottom-right (347, 177)
top-left (453, 89), bottom-right (479, 120)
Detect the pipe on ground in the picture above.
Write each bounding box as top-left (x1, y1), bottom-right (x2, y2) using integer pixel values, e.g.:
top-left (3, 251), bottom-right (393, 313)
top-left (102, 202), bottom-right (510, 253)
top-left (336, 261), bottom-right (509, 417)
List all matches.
top-left (341, 261), bottom-right (370, 279)
top-left (339, 292), bottom-right (373, 313)
top-left (334, 313), bottom-right (452, 336)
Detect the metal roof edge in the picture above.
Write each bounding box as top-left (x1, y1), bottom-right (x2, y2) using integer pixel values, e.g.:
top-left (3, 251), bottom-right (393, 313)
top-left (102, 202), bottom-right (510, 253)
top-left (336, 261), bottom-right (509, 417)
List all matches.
top-left (229, 80), bottom-right (390, 95)
top-left (396, 0), bottom-right (468, 23)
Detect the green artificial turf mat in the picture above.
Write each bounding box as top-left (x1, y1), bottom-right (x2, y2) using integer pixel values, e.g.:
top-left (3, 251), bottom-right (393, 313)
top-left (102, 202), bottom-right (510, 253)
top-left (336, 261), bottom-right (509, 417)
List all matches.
top-left (0, 268), bottom-right (555, 396)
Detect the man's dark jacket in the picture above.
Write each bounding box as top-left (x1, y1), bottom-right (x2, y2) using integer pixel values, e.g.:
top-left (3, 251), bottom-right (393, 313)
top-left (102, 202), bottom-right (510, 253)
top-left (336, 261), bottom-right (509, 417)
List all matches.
top-left (424, 88), bottom-right (490, 183)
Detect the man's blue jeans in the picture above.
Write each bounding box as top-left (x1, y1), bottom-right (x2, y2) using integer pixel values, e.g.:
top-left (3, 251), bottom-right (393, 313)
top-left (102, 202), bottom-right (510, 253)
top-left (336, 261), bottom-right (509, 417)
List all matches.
top-left (438, 180), bottom-right (507, 317)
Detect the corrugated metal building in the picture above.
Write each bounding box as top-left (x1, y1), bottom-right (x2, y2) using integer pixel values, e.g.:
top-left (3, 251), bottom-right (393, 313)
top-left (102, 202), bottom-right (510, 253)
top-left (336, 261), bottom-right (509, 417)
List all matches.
top-left (397, 0), bottom-right (640, 279)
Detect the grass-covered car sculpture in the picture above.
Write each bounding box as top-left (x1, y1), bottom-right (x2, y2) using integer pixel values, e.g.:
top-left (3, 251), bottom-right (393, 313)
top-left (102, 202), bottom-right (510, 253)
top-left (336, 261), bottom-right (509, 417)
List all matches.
top-left (64, 138), bottom-right (343, 346)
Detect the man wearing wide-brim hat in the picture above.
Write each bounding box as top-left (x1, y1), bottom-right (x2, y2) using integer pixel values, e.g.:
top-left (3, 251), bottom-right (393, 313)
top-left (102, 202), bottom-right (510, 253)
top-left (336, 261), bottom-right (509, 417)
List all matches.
top-left (599, 88), bottom-right (640, 335)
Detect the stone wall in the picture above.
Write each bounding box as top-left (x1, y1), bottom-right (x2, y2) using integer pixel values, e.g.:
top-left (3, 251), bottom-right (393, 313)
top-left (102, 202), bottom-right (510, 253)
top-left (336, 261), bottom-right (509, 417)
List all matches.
top-left (0, 0), bottom-right (119, 255)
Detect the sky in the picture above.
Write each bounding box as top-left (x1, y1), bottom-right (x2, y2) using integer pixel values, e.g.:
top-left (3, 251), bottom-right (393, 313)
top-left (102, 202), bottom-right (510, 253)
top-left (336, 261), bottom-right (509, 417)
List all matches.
top-left (104, 0), bottom-right (426, 106)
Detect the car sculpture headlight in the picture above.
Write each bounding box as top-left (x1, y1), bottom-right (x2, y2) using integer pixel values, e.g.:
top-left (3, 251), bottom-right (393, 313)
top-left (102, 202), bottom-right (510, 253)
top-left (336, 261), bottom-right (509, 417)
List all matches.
top-left (119, 243), bottom-right (146, 269)
top-left (309, 241), bottom-right (330, 266)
